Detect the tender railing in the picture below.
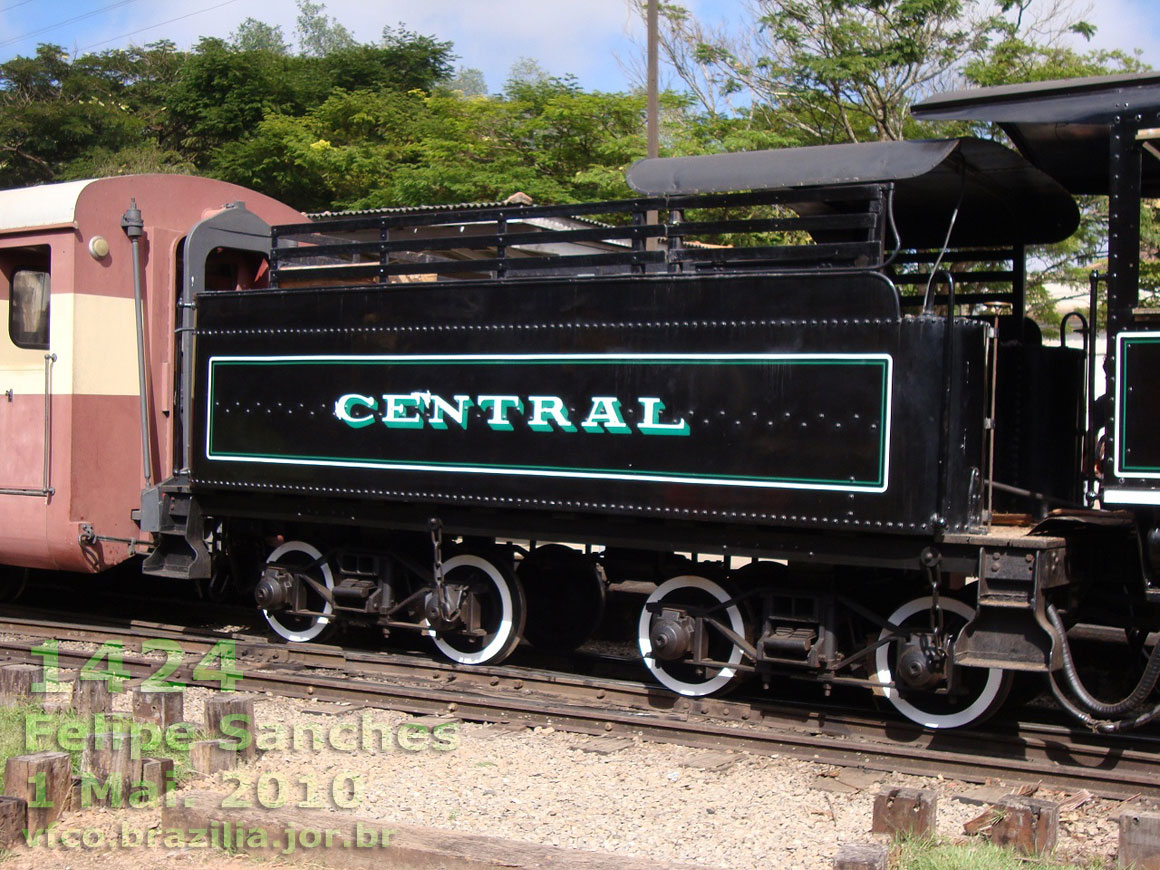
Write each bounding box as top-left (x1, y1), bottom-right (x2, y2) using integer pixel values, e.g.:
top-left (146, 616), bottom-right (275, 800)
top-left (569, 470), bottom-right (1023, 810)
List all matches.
top-left (891, 246), bottom-right (1026, 311)
top-left (268, 186), bottom-right (887, 287)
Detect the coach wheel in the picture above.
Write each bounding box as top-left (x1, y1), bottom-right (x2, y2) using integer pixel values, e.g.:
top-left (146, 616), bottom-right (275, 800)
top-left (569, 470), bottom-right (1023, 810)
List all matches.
top-left (638, 575), bottom-right (749, 696)
top-left (258, 541), bottom-right (335, 643)
top-left (874, 596), bottom-right (1012, 729)
top-left (0, 567), bottom-right (28, 603)
top-left (431, 553), bottom-right (527, 666)
top-left (519, 544), bottom-right (606, 653)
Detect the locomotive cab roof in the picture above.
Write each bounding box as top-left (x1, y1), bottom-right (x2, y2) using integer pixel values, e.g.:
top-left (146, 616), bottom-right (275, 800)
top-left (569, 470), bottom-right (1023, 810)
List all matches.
top-left (626, 136), bottom-right (1079, 248)
top-left (912, 72), bottom-right (1160, 196)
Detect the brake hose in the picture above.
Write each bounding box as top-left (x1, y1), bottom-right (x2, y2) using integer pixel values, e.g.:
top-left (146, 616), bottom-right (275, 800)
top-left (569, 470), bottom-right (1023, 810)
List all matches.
top-left (1047, 602), bottom-right (1160, 723)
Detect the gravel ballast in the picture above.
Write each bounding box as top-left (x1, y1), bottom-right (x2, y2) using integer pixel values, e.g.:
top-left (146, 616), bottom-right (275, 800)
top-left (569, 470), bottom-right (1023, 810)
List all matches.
top-left (0, 685), bottom-right (1146, 870)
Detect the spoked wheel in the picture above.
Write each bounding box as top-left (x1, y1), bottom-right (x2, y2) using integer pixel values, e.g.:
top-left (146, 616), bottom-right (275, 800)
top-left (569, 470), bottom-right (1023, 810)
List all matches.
top-left (874, 596), bottom-right (1012, 729)
top-left (0, 567), bottom-right (28, 604)
top-left (431, 553), bottom-right (527, 666)
top-left (519, 544), bottom-right (606, 653)
top-left (638, 575), bottom-right (750, 696)
top-left (258, 541), bottom-right (335, 643)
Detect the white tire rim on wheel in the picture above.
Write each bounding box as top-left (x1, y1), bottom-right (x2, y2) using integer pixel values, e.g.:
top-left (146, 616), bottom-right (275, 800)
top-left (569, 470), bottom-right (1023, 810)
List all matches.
top-left (874, 596), bottom-right (1006, 729)
top-left (639, 575), bottom-right (746, 696)
top-left (263, 541), bottom-right (334, 643)
top-left (432, 554), bottom-right (516, 665)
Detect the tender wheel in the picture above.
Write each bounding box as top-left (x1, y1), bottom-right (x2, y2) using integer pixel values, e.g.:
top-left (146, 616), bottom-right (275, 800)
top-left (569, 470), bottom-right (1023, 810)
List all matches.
top-left (431, 553), bottom-right (527, 666)
top-left (259, 541), bottom-right (335, 643)
top-left (638, 575), bottom-right (749, 696)
top-left (519, 544), bottom-right (606, 653)
top-left (874, 596), bottom-right (1012, 729)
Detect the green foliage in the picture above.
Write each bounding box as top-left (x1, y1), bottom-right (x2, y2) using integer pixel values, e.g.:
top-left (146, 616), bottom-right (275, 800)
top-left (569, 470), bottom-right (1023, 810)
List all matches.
top-left (381, 24), bottom-right (456, 85)
top-left (295, 0), bottom-right (355, 57)
top-left (1141, 202), bottom-right (1160, 302)
top-left (0, 44), bottom-right (163, 187)
top-left (758, 0), bottom-right (987, 141)
top-left (231, 19), bottom-right (290, 55)
top-left (0, 703), bottom-right (51, 771)
top-left (61, 144), bottom-right (196, 180)
top-left (644, 0), bottom-right (1013, 144)
top-left (963, 8), bottom-right (1148, 88)
top-left (212, 78), bottom-right (672, 210)
top-left (895, 835), bottom-right (1105, 869)
top-left (640, 0), bottom-right (1150, 147)
top-left (144, 25), bottom-right (456, 170)
top-left (163, 37), bottom-right (303, 166)
top-left (313, 41), bottom-right (454, 96)
top-left (448, 67), bottom-right (488, 97)
top-left (0, 702), bottom-right (200, 781)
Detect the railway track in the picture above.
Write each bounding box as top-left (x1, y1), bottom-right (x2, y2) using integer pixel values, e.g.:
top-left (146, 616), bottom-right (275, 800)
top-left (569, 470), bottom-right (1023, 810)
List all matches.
top-left (0, 607), bottom-right (1157, 800)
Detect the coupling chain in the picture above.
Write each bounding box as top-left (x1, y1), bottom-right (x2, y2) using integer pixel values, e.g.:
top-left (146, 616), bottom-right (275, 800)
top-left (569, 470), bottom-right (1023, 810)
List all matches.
top-left (429, 517), bottom-right (444, 585)
top-left (920, 546), bottom-right (946, 643)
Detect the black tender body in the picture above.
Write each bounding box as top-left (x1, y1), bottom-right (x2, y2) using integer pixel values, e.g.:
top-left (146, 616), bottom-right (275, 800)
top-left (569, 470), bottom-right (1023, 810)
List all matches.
top-left (189, 136), bottom-right (1080, 549)
top-left (192, 272), bottom-right (987, 537)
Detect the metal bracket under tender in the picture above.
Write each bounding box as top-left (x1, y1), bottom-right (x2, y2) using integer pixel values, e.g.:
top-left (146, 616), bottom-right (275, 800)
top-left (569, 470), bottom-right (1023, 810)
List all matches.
top-left (953, 544), bottom-right (1067, 671)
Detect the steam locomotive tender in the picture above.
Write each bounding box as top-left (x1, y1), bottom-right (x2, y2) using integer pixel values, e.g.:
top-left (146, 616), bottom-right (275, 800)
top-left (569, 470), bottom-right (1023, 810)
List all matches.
top-left (5, 74), bottom-right (1160, 731)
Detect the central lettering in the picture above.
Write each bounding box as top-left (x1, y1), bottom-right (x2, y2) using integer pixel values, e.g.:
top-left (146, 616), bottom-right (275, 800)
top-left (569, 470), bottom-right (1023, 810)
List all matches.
top-left (333, 392), bottom-right (689, 437)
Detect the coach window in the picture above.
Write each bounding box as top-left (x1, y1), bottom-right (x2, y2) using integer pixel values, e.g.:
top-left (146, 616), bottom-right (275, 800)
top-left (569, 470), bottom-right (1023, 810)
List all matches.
top-left (4, 245), bottom-right (51, 351)
top-left (9, 268), bottom-right (50, 350)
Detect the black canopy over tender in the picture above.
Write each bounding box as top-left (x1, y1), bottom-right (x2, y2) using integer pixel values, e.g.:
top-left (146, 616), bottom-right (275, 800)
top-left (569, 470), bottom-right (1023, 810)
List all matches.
top-left (912, 72), bottom-right (1160, 196)
top-left (626, 137), bottom-right (1079, 248)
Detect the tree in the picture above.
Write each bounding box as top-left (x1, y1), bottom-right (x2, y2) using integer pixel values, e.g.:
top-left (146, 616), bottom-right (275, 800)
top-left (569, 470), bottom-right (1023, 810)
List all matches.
top-left (162, 37), bottom-right (303, 166)
top-left (962, 0), bottom-right (1146, 86)
top-left (211, 76), bottom-right (686, 211)
top-left (295, 0), bottom-right (355, 57)
top-left (447, 67), bottom-right (487, 97)
top-left (311, 33), bottom-right (454, 97)
top-left (380, 24), bottom-right (456, 86)
top-left (231, 18), bottom-right (289, 54)
top-left (630, 0), bottom-right (1104, 144)
top-left (506, 57), bottom-right (552, 90)
top-left (0, 44), bottom-right (157, 186)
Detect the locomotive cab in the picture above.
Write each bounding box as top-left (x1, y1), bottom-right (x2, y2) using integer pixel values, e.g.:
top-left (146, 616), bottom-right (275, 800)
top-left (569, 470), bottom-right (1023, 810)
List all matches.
top-left (912, 73), bottom-right (1160, 729)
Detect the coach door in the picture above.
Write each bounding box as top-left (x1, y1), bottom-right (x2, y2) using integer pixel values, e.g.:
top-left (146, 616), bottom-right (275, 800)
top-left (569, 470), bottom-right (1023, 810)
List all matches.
top-left (0, 243), bottom-right (55, 498)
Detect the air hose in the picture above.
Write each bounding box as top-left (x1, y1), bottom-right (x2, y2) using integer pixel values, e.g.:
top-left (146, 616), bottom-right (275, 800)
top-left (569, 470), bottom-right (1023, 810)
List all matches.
top-left (1046, 602), bottom-right (1160, 731)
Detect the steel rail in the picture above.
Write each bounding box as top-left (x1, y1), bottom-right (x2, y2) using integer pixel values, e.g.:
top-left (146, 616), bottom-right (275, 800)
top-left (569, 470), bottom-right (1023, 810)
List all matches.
top-left (0, 612), bottom-right (1157, 799)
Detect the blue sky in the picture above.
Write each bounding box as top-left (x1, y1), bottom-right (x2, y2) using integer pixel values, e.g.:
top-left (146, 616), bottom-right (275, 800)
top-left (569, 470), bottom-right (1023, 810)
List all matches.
top-left (1, 0), bottom-right (1158, 95)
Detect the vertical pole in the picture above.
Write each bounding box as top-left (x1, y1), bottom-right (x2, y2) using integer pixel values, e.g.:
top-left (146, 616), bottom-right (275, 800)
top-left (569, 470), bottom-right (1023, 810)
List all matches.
top-left (647, 0), bottom-right (659, 160)
top-left (645, 0), bottom-right (661, 260)
top-left (1087, 270), bottom-right (1101, 502)
top-left (41, 352), bottom-right (56, 497)
top-left (122, 199), bottom-right (153, 488)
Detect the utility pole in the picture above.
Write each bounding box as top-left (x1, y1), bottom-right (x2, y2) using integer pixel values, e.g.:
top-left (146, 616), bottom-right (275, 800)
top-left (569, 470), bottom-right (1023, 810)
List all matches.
top-left (647, 0), bottom-right (659, 159)
top-left (645, 0), bottom-right (660, 255)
